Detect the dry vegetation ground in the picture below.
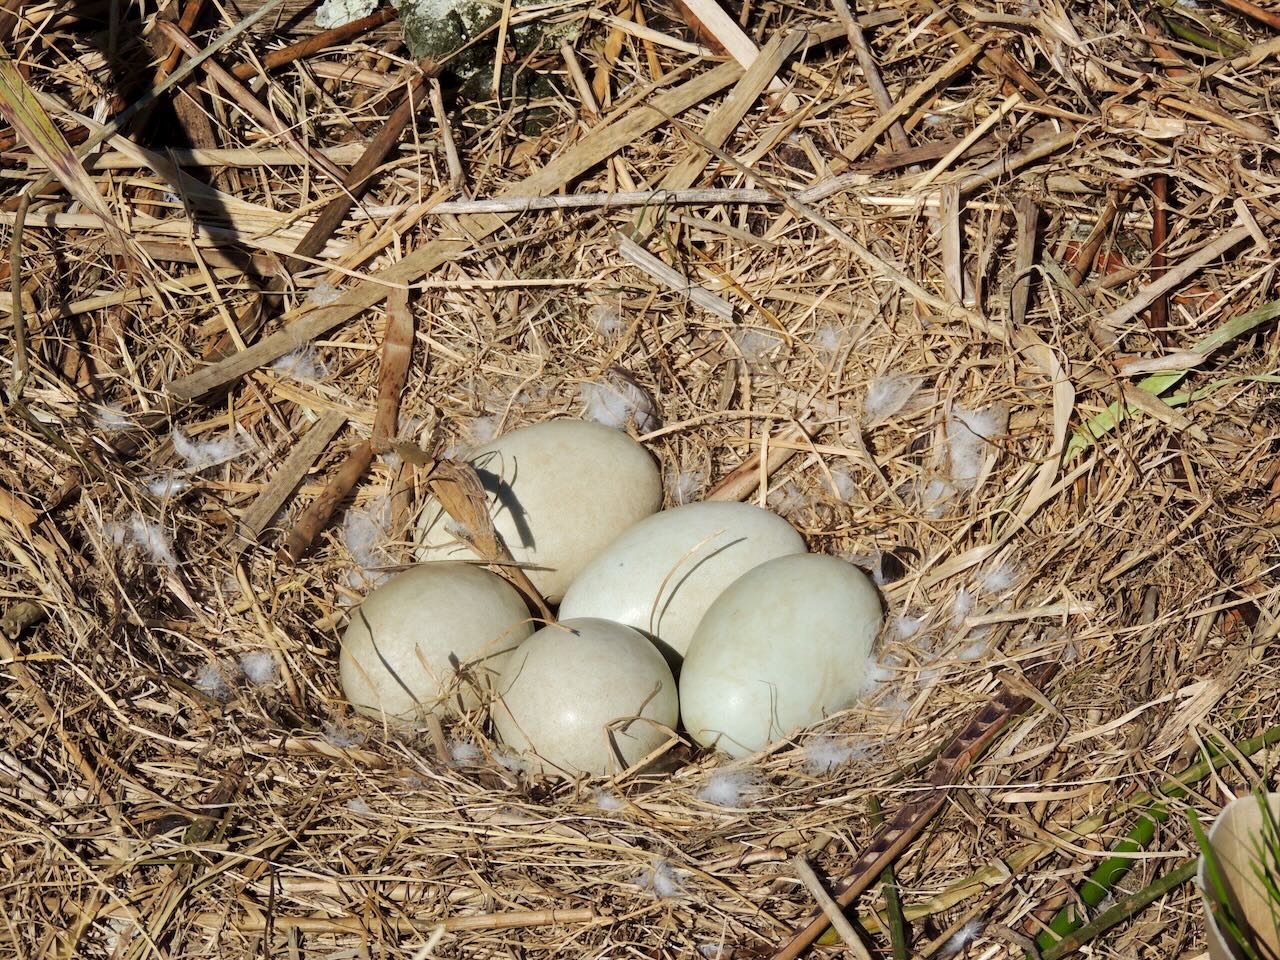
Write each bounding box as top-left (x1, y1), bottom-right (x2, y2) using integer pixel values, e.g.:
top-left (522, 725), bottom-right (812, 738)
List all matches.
top-left (1, 0), bottom-right (1279, 956)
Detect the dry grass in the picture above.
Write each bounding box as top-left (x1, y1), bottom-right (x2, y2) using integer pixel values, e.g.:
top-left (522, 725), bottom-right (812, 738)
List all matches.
top-left (2, 0), bottom-right (1279, 956)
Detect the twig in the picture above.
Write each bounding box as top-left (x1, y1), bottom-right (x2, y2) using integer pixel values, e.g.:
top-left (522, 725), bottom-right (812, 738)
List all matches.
top-left (73, 902), bottom-right (597, 935)
top-left (614, 232), bottom-right (734, 319)
top-left (288, 66), bottom-right (433, 267)
top-left (278, 441), bottom-right (375, 564)
top-left (843, 36), bottom-right (990, 162)
top-left (230, 6), bottom-right (399, 79)
top-left (235, 412), bottom-right (348, 546)
top-left (1067, 187), bottom-right (1125, 287)
top-left (1148, 175), bottom-right (1170, 344)
top-left (430, 77), bottom-right (466, 194)
top-left (1207, 0), bottom-right (1280, 33)
top-left (829, 0), bottom-right (907, 150)
top-left (792, 856), bottom-right (874, 960)
top-left (1098, 221), bottom-right (1255, 331)
top-left (707, 420), bottom-right (814, 502)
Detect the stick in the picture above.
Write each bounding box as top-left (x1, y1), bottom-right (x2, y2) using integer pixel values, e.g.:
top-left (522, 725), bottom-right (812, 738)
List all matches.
top-left (829, 0), bottom-right (907, 151)
top-left (792, 857), bottom-right (875, 960)
top-left (770, 661), bottom-right (1060, 960)
top-left (614, 233), bottom-right (734, 319)
top-left (278, 440), bottom-right (375, 564)
top-left (235, 411), bottom-right (347, 544)
top-left (288, 67), bottom-right (433, 267)
top-left (231, 6), bottom-right (399, 79)
top-left (1099, 222), bottom-right (1254, 331)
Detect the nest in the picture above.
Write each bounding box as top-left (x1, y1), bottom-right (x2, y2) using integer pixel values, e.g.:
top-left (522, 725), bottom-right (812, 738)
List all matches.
top-left (2, 0), bottom-right (1279, 956)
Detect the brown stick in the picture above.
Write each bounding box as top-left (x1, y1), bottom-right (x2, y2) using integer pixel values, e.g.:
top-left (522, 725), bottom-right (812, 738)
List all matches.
top-left (1067, 188), bottom-right (1125, 287)
top-left (288, 68), bottom-right (432, 267)
top-left (373, 287), bottom-right (414, 452)
top-left (278, 441), bottom-right (375, 564)
top-left (1211, 0), bottom-right (1280, 32)
top-left (154, 0), bottom-right (212, 84)
top-left (231, 6), bottom-right (399, 79)
top-left (236, 411), bottom-right (347, 544)
top-left (770, 661), bottom-right (1061, 960)
top-left (829, 0), bottom-right (908, 151)
top-left (1147, 175), bottom-right (1169, 345)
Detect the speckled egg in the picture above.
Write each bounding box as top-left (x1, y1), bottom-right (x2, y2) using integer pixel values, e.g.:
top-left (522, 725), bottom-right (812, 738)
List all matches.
top-left (414, 419), bottom-right (662, 602)
top-left (492, 618), bottom-right (679, 775)
top-left (339, 562), bottom-right (534, 724)
top-left (557, 502), bottom-right (806, 663)
top-left (679, 554), bottom-right (883, 758)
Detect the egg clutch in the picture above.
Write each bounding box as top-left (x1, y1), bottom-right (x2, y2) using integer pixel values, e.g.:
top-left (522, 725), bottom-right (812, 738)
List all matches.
top-left (339, 419), bottom-right (884, 775)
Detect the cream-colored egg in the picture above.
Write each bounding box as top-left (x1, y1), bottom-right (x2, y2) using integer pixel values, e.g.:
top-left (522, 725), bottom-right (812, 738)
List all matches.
top-left (339, 562), bottom-right (534, 724)
top-left (493, 618), bottom-right (679, 775)
top-left (679, 554), bottom-right (883, 758)
top-left (414, 420), bottom-right (661, 602)
top-left (557, 502), bottom-right (806, 663)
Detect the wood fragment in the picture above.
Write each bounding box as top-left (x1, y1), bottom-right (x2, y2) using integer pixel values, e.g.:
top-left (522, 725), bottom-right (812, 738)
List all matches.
top-left (373, 286), bottom-right (414, 453)
top-left (279, 440), bottom-right (374, 565)
top-left (669, 0), bottom-right (793, 104)
top-left (939, 184), bottom-right (964, 305)
top-left (237, 411), bottom-right (347, 544)
top-left (614, 233), bottom-right (735, 319)
top-left (1099, 222), bottom-right (1257, 332)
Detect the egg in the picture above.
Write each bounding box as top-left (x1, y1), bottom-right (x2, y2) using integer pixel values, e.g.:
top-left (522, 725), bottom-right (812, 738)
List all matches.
top-left (339, 562), bottom-right (535, 724)
top-left (414, 419), bottom-right (662, 602)
top-left (679, 554), bottom-right (883, 758)
top-left (493, 618), bottom-right (679, 775)
top-left (557, 502), bottom-right (806, 664)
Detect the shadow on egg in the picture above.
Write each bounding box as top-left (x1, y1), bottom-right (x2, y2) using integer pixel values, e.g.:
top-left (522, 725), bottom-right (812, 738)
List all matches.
top-left (473, 450), bottom-right (535, 550)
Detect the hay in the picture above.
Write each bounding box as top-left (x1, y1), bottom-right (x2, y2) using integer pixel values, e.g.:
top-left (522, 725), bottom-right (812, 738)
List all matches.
top-left (2, 0), bottom-right (1279, 956)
